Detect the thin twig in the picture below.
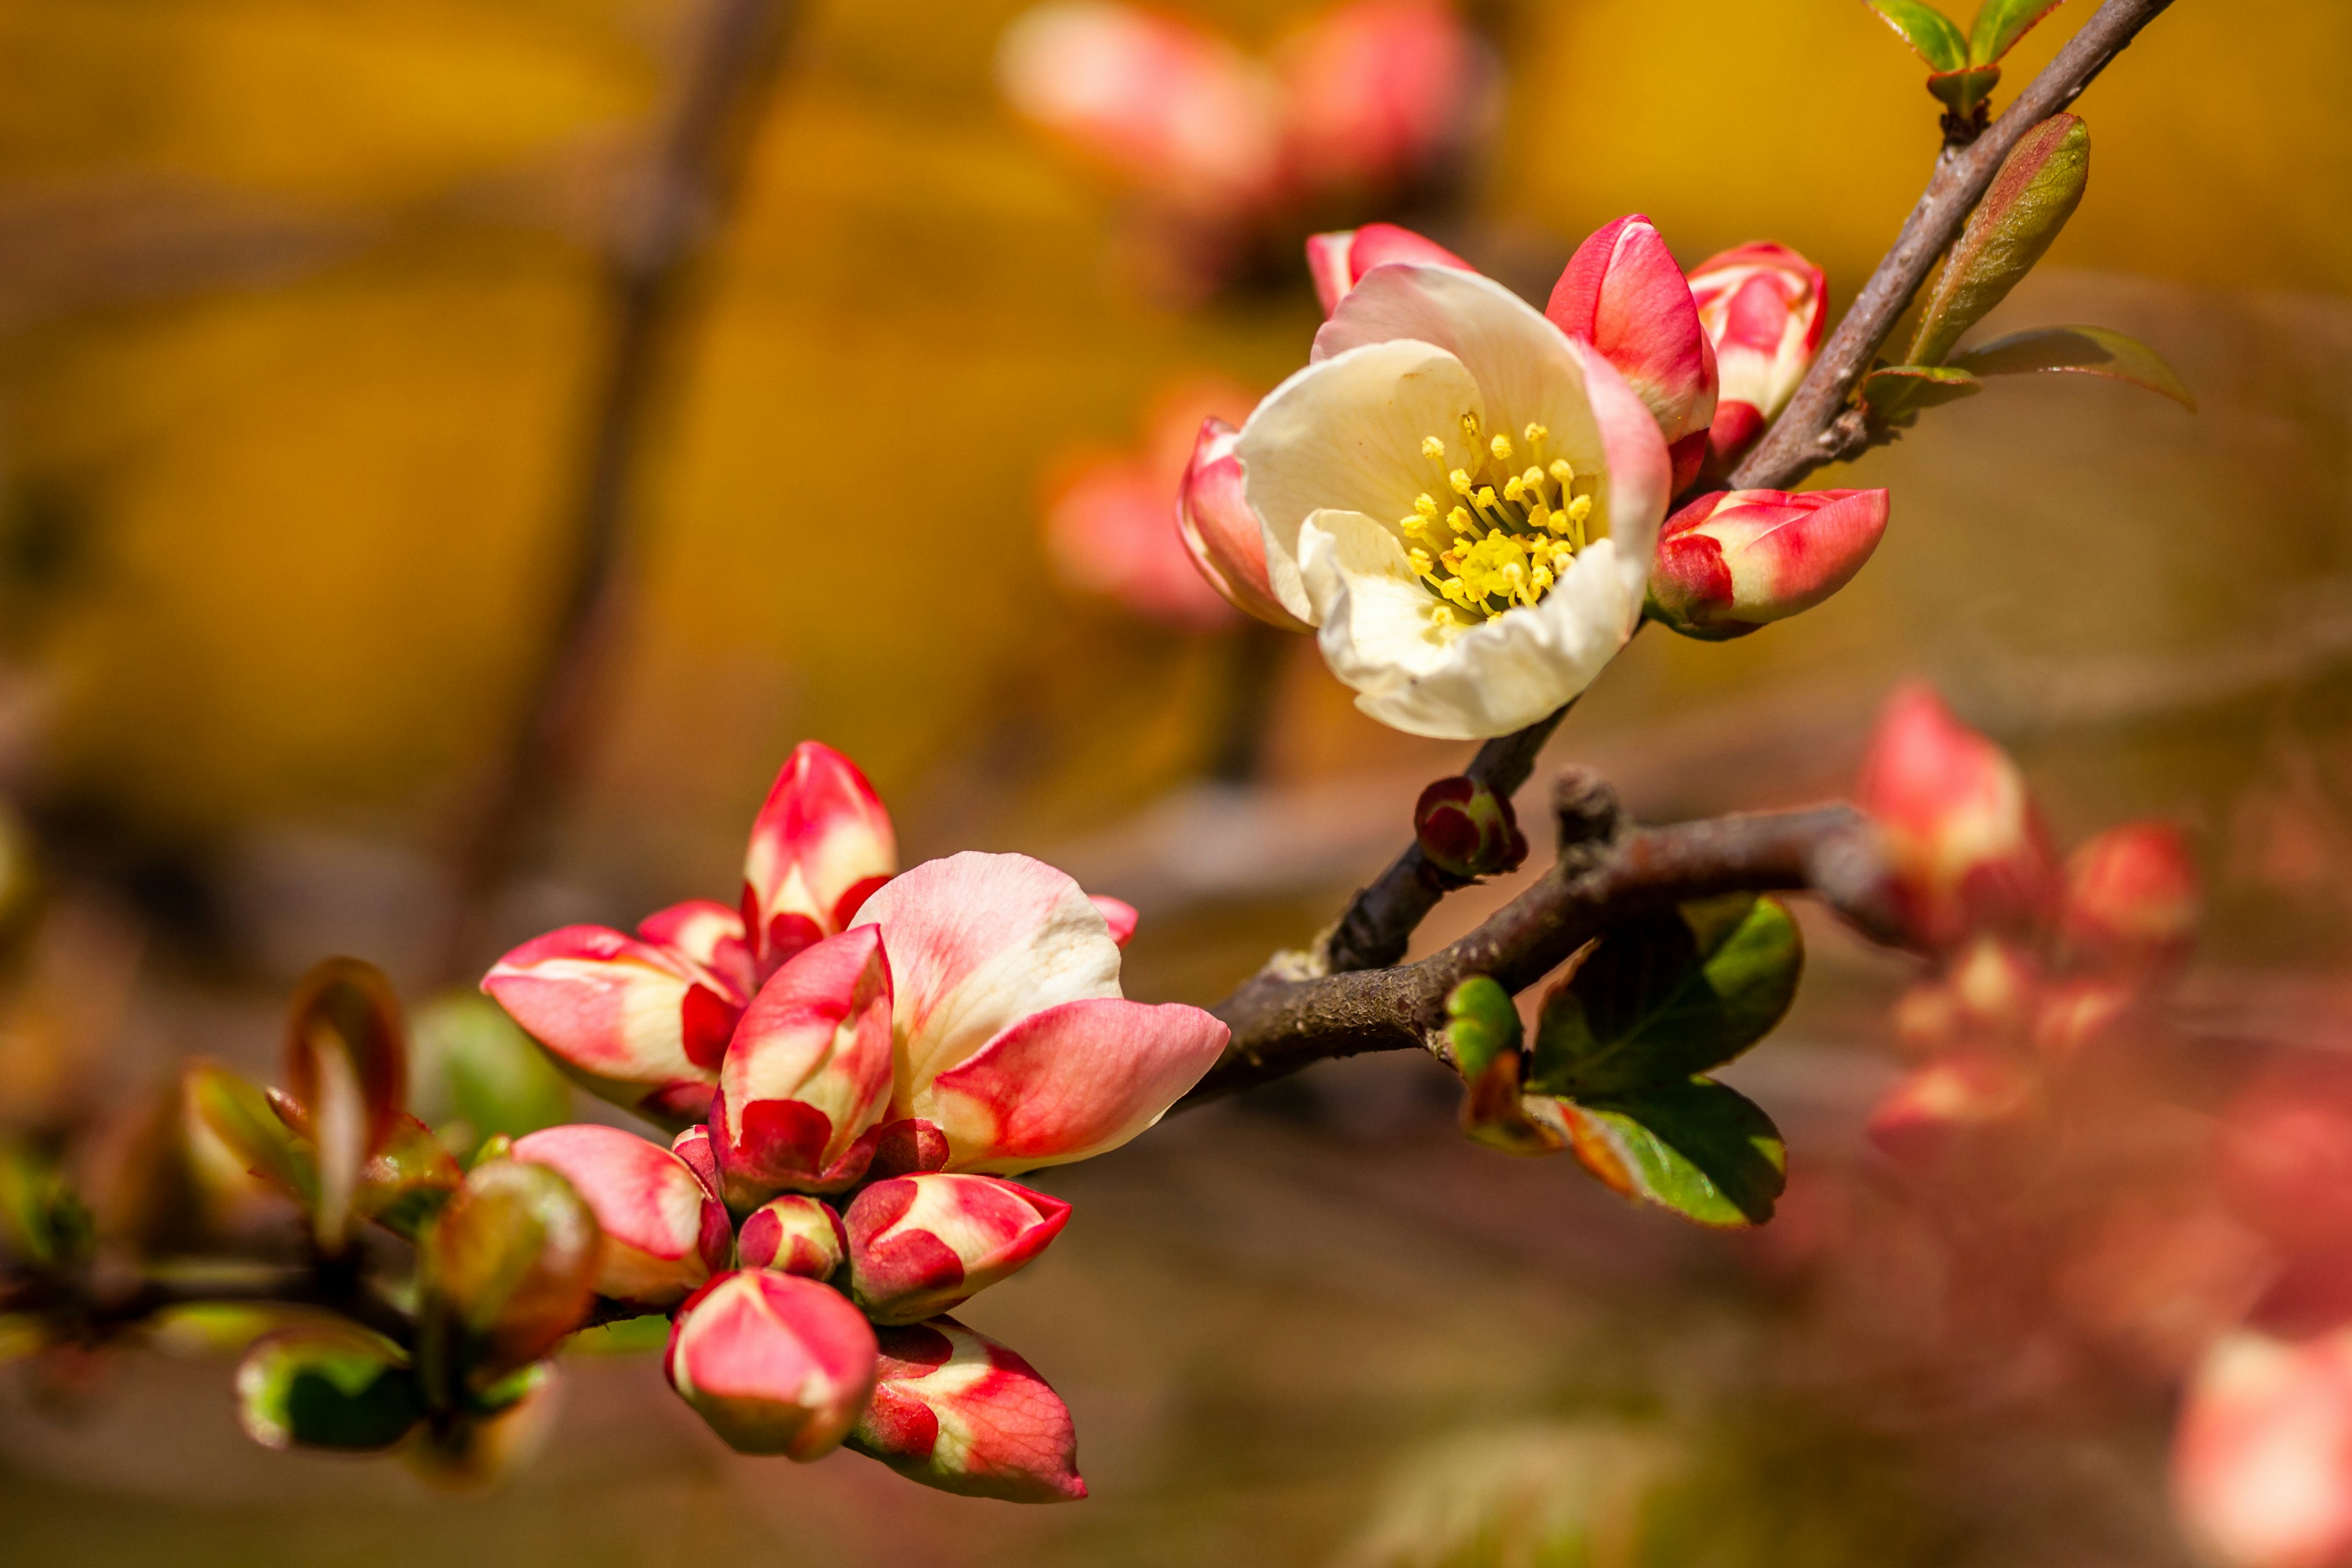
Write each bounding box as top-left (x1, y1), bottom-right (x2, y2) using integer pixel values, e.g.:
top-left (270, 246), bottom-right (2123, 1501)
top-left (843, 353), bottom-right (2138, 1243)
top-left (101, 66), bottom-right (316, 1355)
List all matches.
top-left (439, 0), bottom-right (804, 981)
top-left (1729, 0), bottom-right (2176, 492)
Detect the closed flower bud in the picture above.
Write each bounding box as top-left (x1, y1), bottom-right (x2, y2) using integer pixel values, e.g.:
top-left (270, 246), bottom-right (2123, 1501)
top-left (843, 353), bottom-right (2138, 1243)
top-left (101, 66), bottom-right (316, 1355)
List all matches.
top-left (1547, 214), bottom-right (1718, 492)
top-left (1686, 243), bottom-right (1826, 472)
top-left (851, 1318), bottom-right (1086, 1502)
top-left (1177, 417), bottom-right (1310, 631)
top-left (510, 1125), bottom-right (731, 1309)
top-left (2173, 1327), bottom-right (2352, 1568)
top-left (2061, 822), bottom-right (2199, 978)
top-left (1855, 685), bottom-right (2057, 951)
top-left (1865, 1052), bottom-right (2037, 1175)
top-left (1648, 488), bottom-right (1889, 641)
top-left (1414, 776), bottom-right (1529, 879)
top-left (1944, 935), bottom-right (2039, 1034)
top-left (664, 1270), bottom-right (877, 1460)
top-left (844, 1173), bottom-right (1072, 1327)
top-left (670, 1123), bottom-right (720, 1200)
top-left (1303, 222), bottom-right (1475, 317)
top-left (738, 1194), bottom-right (846, 1280)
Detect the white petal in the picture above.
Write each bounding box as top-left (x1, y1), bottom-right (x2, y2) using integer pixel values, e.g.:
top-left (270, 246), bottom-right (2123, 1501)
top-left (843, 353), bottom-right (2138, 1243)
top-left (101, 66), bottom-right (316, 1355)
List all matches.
top-left (1237, 338), bottom-right (1483, 626)
top-left (1298, 512), bottom-right (1463, 696)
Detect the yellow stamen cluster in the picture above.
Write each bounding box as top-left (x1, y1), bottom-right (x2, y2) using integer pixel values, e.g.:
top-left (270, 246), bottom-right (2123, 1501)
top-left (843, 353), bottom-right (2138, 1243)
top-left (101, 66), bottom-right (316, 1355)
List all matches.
top-left (1397, 415), bottom-right (1596, 627)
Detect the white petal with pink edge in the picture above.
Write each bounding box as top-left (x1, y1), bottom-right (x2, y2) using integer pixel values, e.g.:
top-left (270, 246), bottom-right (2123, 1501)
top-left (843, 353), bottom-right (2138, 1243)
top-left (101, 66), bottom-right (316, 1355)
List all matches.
top-left (481, 924), bottom-right (728, 1128)
top-left (740, 742), bottom-right (897, 967)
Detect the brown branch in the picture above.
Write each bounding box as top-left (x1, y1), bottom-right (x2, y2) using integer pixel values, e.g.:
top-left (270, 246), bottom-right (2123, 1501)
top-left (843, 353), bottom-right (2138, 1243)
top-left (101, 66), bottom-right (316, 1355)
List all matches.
top-left (1183, 768), bottom-right (1898, 1107)
top-left (1728, 0), bottom-right (2176, 492)
top-left (438, 0), bottom-right (804, 981)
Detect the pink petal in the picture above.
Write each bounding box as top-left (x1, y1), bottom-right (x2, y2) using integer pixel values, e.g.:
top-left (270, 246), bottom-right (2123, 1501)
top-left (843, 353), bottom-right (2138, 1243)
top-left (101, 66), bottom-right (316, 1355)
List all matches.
top-left (740, 742), bottom-right (897, 974)
top-left (1176, 417), bottom-right (1309, 630)
top-left (1045, 449), bottom-right (1242, 631)
top-left (852, 1318), bottom-right (1087, 1502)
top-left (922, 997), bottom-right (1230, 1173)
top-left (1547, 215), bottom-right (1717, 483)
top-left (1089, 895), bottom-right (1139, 948)
top-left (665, 1270), bottom-right (878, 1461)
top-left (511, 1124), bottom-right (728, 1307)
top-left (1305, 222), bottom-right (1476, 317)
top-left (482, 925), bottom-right (728, 1130)
top-left (637, 899), bottom-right (756, 1001)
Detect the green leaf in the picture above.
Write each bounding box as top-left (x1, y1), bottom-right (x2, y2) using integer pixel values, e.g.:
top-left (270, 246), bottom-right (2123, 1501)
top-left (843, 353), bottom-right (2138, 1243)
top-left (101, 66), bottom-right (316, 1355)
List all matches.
top-left (1906, 114), bottom-right (2090, 368)
top-left (1864, 0), bottom-right (1968, 71)
top-left (234, 1324), bottom-right (421, 1452)
top-left (0, 1137), bottom-right (89, 1268)
top-left (419, 1159), bottom-right (599, 1403)
top-left (1555, 1078), bottom-right (1787, 1227)
top-left (1926, 63), bottom-right (2001, 120)
top-left (358, 1114), bottom-right (464, 1241)
top-left (1949, 324), bottom-right (2196, 409)
top-left (185, 1061), bottom-right (316, 1207)
top-left (1529, 898), bottom-right (1804, 1097)
top-left (1969, 0), bottom-right (2065, 64)
top-left (410, 993), bottom-right (572, 1158)
top-left (1859, 363), bottom-right (1985, 423)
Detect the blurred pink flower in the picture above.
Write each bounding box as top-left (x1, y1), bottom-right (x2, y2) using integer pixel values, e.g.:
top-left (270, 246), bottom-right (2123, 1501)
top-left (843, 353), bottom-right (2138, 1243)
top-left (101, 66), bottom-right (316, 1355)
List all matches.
top-left (2175, 1327), bottom-right (2352, 1568)
top-left (1276, 0), bottom-right (1482, 196)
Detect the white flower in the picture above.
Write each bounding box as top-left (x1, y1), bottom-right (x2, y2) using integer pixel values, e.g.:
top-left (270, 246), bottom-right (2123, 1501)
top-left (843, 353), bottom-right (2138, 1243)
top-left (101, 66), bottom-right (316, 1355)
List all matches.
top-left (1234, 264), bottom-right (1673, 739)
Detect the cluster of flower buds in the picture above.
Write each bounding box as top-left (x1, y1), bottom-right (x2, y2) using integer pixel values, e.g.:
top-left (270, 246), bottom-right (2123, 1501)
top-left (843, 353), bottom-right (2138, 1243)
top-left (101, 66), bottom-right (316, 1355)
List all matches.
top-left (1173, 214), bottom-right (1887, 739)
top-left (996, 1), bottom-right (1484, 231)
top-left (1853, 685), bottom-right (2201, 1173)
top-left (482, 743), bottom-right (1229, 1501)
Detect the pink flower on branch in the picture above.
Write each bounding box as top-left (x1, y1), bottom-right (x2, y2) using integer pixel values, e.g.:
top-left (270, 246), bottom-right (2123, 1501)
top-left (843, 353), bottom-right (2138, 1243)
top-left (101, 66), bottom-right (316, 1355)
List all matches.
top-left (1686, 242), bottom-right (1826, 474)
top-left (1647, 487), bottom-right (1889, 641)
top-left (845, 1172), bottom-right (1072, 1325)
top-left (664, 1270), bottom-right (879, 1461)
top-left (851, 1318), bottom-right (1087, 1503)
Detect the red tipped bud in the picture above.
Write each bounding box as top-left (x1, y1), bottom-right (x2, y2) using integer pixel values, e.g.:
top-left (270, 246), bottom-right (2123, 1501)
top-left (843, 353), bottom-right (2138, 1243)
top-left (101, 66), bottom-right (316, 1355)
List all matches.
top-left (510, 1125), bottom-right (730, 1309)
top-left (844, 1173), bottom-right (1071, 1327)
top-left (1548, 214), bottom-right (1718, 492)
top-left (740, 742), bottom-right (897, 971)
top-left (1854, 685), bottom-right (2057, 951)
top-left (1414, 776), bottom-right (1529, 880)
top-left (737, 1194), bottom-right (846, 1280)
top-left (851, 1317), bottom-right (1086, 1502)
top-left (1303, 222), bottom-right (1476, 317)
top-left (1648, 488), bottom-right (1888, 641)
top-left (2173, 1327), bottom-right (2352, 1568)
top-left (1686, 242), bottom-right (1826, 472)
top-left (663, 1271), bottom-right (877, 1460)
top-left (2061, 822), bottom-right (2199, 978)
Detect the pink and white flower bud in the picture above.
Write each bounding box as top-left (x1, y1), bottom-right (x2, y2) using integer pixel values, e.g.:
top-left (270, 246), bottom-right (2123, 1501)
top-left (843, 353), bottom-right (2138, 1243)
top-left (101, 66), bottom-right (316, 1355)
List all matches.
top-left (670, 1124), bottom-right (720, 1200)
top-left (1547, 215), bottom-right (1719, 493)
top-left (2061, 822), bottom-right (2199, 978)
top-left (740, 742), bottom-right (896, 973)
top-left (1276, 1), bottom-right (1480, 199)
top-left (851, 1317), bottom-right (1087, 1502)
top-left (844, 1173), bottom-right (1072, 1327)
top-left (665, 1270), bottom-right (877, 1459)
top-left (1177, 417), bottom-right (1310, 631)
top-left (1648, 488), bottom-right (1889, 640)
top-left (1413, 775), bottom-right (1528, 879)
top-left (2174, 1327), bottom-right (2352, 1568)
top-left (1686, 243), bottom-right (1826, 473)
top-left (482, 926), bottom-right (735, 1130)
top-left (1303, 222), bottom-right (1475, 317)
top-left (710, 926), bottom-right (897, 1205)
top-left (510, 1125), bottom-right (731, 1309)
top-left (737, 1194), bottom-right (847, 1280)
top-left (1854, 685), bottom-right (2057, 952)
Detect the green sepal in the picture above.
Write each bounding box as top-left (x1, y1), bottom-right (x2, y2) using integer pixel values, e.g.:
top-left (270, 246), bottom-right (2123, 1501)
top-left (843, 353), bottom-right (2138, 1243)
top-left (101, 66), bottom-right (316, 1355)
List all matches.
top-left (1905, 114), bottom-right (2090, 368)
top-left (418, 1158), bottom-right (599, 1407)
top-left (1865, 0), bottom-right (1968, 70)
top-left (234, 1324), bottom-right (422, 1453)
top-left (1949, 323), bottom-right (2195, 408)
top-left (1969, 0), bottom-right (2065, 64)
top-left (1528, 898), bottom-right (1804, 1099)
top-left (1927, 63), bottom-right (2001, 119)
top-left (1555, 1078), bottom-right (1788, 1228)
top-left (358, 1114), bottom-right (465, 1241)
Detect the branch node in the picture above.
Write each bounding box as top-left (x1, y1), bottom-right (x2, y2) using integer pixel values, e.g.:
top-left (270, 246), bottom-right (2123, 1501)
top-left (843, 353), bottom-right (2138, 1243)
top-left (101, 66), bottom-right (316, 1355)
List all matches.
top-left (1553, 767), bottom-right (1624, 854)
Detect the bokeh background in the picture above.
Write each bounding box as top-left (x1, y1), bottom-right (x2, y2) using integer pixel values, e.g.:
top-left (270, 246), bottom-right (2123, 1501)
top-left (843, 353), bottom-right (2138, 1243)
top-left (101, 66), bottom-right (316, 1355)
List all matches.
top-left (2, 0), bottom-right (2349, 1562)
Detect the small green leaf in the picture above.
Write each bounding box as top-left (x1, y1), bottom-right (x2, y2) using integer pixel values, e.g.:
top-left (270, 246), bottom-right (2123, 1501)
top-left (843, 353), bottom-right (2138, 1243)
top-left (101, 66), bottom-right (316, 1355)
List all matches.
top-left (1864, 0), bottom-right (1968, 71)
top-left (1949, 324), bottom-right (2195, 409)
top-left (1529, 898), bottom-right (1804, 1098)
top-left (1859, 363), bottom-right (1985, 422)
top-left (1906, 114), bottom-right (2090, 368)
top-left (1969, 0), bottom-right (2065, 64)
top-left (1555, 1078), bottom-right (1788, 1227)
top-left (235, 1324), bottom-right (421, 1452)
top-left (185, 1061), bottom-right (316, 1207)
top-left (411, 993), bottom-right (572, 1158)
top-left (1444, 976), bottom-right (1522, 1080)
top-left (0, 1137), bottom-right (89, 1268)
top-left (358, 1114), bottom-right (465, 1241)
top-left (420, 1159), bottom-right (599, 1404)
top-left (1926, 63), bottom-right (2001, 120)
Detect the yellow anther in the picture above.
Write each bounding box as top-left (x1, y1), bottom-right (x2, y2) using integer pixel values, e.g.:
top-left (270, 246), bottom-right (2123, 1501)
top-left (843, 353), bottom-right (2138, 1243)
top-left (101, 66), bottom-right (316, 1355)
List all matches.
top-left (1524, 423), bottom-right (1548, 448)
top-left (1490, 433), bottom-right (1513, 463)
top-left (1566, 494), bottom-right (1594, 524)
top-left (1422, 436), bottom-right (1446, 463)
top-left (1503, 476), bottom-right (1525, 503)
top-left (1414, 493), bottom-right (1440, 519)
top-left (1549, 459), bottom-right (1577, 488)
top-left (1474, 486), bottom-right (1501, 513)
top-left (1459, 411), bottom-right (1482, 446)
top-left (1522, 467), bottom-right (1547, 493)
top-left (1407, 547), bottom-right (1434, 577)
top-left (1447, 505), bottom-right (1476, 536)
top-left (1449, 468), bottom-right (1474, 496)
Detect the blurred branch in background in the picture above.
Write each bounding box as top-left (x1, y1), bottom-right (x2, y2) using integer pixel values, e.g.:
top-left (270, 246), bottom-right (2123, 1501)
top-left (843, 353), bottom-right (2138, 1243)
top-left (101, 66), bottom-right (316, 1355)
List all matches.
top-left (437, 0), bottom-right (805, 982)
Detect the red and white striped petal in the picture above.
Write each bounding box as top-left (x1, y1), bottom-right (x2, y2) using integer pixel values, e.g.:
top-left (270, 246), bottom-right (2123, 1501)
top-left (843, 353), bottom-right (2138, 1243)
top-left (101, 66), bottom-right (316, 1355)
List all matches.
top-left (664, 1270), bottom-right (877, 1460)
top-left (510, 1125), bottom-right (730, 1309)
top-left (1547, 215), bottom-right (1718, 492)
top-left (844, 1173), bottom-right (1071, 1325)
top-left (636, 898), bottom-right (757, 1002)
top-left (1648, 487), bottom-right (1889, 640)
top-left (853, 852), bottom-right (1126, 1110)
top-left (740, 742), bottom-right (897, 974)
top-left (736, 1194), bottom-right (847, 1280)
top-left (851, 1318), bottom-right (1086, 1502)
top-left (481, 926), bottom-right (734, 1130)
top-left (1305, 222), bottom-right (1476, 317)
top-left (922, 998), bottom-right (1229, 1174)
top-left (710, 926), bottom-right (897, 1205)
